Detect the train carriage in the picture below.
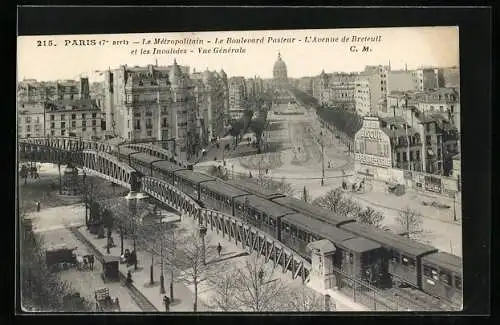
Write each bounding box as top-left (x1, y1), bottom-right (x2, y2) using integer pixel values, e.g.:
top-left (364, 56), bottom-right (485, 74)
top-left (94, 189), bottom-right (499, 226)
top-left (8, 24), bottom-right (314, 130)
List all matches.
top-left (173, 170), bottom-right (215, 201)
top-left (225, 180), bottom-right (285, 200)
top-left (233, 195), bottom-right (294, 239)
top-left (272, 196), bottom-right (355, 226)
top-left (339, 222), bottom-right (437, 288)
top-left (115, 146), bottom-right (139, 165)
top-left (281, 213), bottom-right (355, 264)
top-left (152, 160), bottom-right (186, 185)
top-left (200, 180), bottom-right (249, 216)
top-left (129, 152), bottom-right (163, 176)
top-left (421, 252), bottom-right (462, 306)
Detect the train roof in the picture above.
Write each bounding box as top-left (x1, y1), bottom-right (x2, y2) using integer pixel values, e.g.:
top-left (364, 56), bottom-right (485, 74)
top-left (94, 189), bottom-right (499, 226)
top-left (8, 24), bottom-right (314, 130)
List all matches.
top-left (235, 195), bottom-right (295, 217)
top-left (283, 213), bottom-right (356, 244)
top-left (225, 180), bottom-right (285, 199)
top-left (130, 152), bottom-right (163, 164)
top-left (272, 196), bottom-right (353, 225)
top-left (422, 252), bottom-right (463, 274)
top-left (152, 160), bottom-right (185, 173)
top-left (201, 180), bottom-right (249, 198)
top-left (118, 146), bottom-right (138, 155)
top-left (340, 222), bottom-right (437, 257)
top-left (341, 237), bottom-right (382, 253)
top-left (175, 170), bottom-right (215, 184)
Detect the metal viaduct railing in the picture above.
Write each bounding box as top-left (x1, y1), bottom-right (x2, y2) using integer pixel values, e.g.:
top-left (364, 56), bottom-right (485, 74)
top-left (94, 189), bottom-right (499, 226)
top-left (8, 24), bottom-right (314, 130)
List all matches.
top-left (141, 176), bottom-right (311, 283)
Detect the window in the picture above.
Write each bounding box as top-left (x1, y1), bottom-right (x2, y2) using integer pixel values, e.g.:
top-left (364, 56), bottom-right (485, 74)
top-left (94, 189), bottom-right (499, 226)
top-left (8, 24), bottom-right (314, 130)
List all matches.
top-left (71, 121), bottom-right (76, 128)
top-left (82, 113), bottom-right (86, 119)
top-left (410, 151), bottom-right (414, 161)
top-left (128, 120), bottom-right (130, 128)
top-left (61, 129), bottom-right (66, 136)
top-left (416, 150), bottom-right (420, 160)
top-left (391, 250), bottom-right (399, 263)
top-left (92, 120), bottom-right (96, 126)
top-left (61, 114), bottom-right (65, 120)
top-left (162, 118), bottom-right (167, 128)
top-left (35, 117), bottom-right (40, 124)
top-left (426, 135), bottom-right (432, 145)
top-left (61, 122), bottom-right (65, 129)
top-left (92, 113), bottom-right (97, 118)
top-left (50, 115), bottom-right (55, 121)
top-left (133, 112), bottom-right (141, 118)
top-left (82, 127), bottom-right (86, 132)
top-left (25, 116), bottom-right (31, 124)
top-left (92, 127), bottom-right (96, 133)
top-left (437, 148), bottom-right (442, 159)
top-left (147, 131), bottom-right (152, 137)
top-left (454, 276), bottom-right (462, 290)
top-left (401, 255), bottom-right (415, 269)
top-left (26, 134), bottom-right (31, 138)
top-left (146, 119), bottom-right (152, 129)
top-left (50, 130), bottom-right (55, 136)
top-left (440, 270), bottom-right (452, 286)
top-left (146, 111), bottom-right (153, 117)
top-left (26, 125), bottom-right (31, 132)
top-left (396, 152), bottom-right (401, 162)
top-left (50, 122), bottom-right (55, 129)
top-left (134, 120), bottom-right (141, 130)
top-left (71, 114), bottom-right (76, 120)
top-left (403, 152), bottom-right (407, 162)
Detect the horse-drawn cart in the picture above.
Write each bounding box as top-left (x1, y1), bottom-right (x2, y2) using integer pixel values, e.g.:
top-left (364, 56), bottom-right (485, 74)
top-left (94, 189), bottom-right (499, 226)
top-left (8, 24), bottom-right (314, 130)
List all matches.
top-left (45, 245), bottom-right (78, 272)
top-left (101, 255), bottom-right (121, 283)
top-left (94, 288), bottom-right (120, 312)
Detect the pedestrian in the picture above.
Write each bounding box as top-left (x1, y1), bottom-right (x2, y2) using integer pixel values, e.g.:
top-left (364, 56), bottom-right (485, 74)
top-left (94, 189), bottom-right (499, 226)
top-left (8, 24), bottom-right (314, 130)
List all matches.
top-left (88, 254), bottom-right (94, 270)
top-left (35, 200), bottom-right (40, 212)
top-left (258, 269), bottom-right (264, 285)
top-left (126, 270), bottom-right (133, 285)
top-left (217, 243), bottom-right (222, 257)
top-left (115, 297), bottom-right (121, 311)
top-left (163, 295), bottom-right (171, 312)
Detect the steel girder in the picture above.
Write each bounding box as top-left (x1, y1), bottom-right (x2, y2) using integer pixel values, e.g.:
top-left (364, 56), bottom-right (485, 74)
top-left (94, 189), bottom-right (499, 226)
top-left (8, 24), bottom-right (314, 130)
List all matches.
top-left (18, 142), bottom-right (137, 190)
top-left (198, 209), bottom-right (311, 283)
top-left (141, 176), bottom-right (200, 217)
top-left (19, 136), bottom-right (113, 153)
top-left (81, 150), bottom-right (137, 190)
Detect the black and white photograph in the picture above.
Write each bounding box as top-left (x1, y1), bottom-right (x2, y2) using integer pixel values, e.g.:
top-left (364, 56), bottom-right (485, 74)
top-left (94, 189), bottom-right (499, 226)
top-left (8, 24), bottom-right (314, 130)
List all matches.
top-left (17, 26), bottom-right (463, 313)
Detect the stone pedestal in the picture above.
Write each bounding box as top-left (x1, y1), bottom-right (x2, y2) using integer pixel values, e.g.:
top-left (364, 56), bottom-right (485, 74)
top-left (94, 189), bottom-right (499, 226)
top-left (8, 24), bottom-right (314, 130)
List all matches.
top-left (61, 164), bottom-right (81, 196)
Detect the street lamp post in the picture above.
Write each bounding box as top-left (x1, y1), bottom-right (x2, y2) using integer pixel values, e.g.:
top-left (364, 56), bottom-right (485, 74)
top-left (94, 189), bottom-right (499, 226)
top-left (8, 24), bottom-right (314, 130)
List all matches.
top-left (199, 225), bottom-right (207, 265)
top-left (159, 219), bottom-right (166, 294)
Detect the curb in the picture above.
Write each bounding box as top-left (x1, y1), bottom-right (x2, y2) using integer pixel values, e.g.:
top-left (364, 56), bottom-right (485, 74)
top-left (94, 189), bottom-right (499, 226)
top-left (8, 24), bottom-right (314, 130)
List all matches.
top-left (68, 227), bottom-right (158, 312)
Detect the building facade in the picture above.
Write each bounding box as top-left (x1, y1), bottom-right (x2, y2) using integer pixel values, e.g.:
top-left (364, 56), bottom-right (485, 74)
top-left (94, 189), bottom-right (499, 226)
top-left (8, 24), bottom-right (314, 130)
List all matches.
top-left (411, 68), bottom-right (439, 91)
top-left (103, 60), bottom-right (201, 161)
top-left (228, 76), bottom-right (247, 120)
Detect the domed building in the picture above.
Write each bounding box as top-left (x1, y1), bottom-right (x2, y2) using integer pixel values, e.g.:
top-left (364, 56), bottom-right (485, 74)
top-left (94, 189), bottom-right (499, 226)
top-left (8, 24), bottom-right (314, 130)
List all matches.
top-left (273, 52), bottom-right (288, 89)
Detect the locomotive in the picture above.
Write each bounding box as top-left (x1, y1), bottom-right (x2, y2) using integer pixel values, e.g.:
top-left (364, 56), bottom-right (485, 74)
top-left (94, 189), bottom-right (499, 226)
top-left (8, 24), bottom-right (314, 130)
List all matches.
top-left (115, 146), bottom-right (462, 307)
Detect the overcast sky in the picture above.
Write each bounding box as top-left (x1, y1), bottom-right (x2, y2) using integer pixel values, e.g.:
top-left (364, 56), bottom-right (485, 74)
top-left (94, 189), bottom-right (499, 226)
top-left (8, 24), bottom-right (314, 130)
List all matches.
top-left (17, 26), bottom-right (459, 82)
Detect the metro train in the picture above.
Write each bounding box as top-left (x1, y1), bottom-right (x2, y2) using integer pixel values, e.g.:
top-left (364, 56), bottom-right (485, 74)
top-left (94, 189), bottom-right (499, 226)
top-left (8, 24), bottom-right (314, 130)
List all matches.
top-left (115, 147), bottom-right (462, 307)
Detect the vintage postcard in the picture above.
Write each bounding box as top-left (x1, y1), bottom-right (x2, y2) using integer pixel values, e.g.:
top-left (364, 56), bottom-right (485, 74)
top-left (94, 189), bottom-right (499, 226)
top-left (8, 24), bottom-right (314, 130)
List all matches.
top-left (17, 26), bottom-right (462, 313)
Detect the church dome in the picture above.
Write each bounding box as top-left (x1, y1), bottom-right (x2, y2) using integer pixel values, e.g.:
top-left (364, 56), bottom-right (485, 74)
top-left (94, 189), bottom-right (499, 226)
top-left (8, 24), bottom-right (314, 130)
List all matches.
top-left (273, 52), bottom-right (288, 80)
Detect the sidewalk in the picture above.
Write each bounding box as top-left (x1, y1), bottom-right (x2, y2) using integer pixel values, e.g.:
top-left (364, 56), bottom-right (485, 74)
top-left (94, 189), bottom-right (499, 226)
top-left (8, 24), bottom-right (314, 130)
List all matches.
top-left (76, 224), bottom-right (209, 312)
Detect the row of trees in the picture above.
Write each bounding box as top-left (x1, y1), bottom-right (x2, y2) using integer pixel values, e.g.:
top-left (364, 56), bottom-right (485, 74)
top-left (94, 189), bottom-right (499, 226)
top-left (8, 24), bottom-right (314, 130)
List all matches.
top-left (311, 187), bottom-right (424, 238)
top-left (20, 215), bottom-right (93, 312)
top-left (316, 105), bottom-right (363, 139)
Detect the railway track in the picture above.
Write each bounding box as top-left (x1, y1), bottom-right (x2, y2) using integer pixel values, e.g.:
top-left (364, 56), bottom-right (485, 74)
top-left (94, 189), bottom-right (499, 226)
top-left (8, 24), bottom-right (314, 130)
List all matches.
top-left (68, 227), bottom-right (158, 312)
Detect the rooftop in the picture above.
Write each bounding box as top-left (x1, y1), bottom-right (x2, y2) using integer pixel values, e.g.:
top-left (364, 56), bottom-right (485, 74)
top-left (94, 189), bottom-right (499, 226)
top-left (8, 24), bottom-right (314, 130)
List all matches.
top-left (272, 196), bottom-right (351, 225)
top-left (200, 180), bottom-right (248, 198)
top-left (422, 252), bottom-right (462, 274)
top-left (341, 237), bottom-right (381, 253)
top-left (174, 170), bottom-right (215, 184)
top-left (235, 195), bottom-right (294, 217)
top-left (340, 222), bottom-right (437, 257)
top-left (283, 213), bottom-right (356, 244)
top-left (152, 160), bottom-right (185, 173)
top-left (307, 239), bottom-right (336, 254)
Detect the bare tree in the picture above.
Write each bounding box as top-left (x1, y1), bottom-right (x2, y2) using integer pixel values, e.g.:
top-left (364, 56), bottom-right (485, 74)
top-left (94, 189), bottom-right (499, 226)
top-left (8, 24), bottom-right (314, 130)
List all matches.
top-left (174, 230), bottom-right (217, 312)
top-left (207, 267), bottom-right (240, 311)
top-left (397, 206), bottom-right (424, 238)
top-left (357, 207), bottom-right (386, 229)
top-left (279, 285), bottom-right (325, 312)
top-left (231, 254), bottom-right (286, 312)
top-left (312, 188), bottom-right (344, 212)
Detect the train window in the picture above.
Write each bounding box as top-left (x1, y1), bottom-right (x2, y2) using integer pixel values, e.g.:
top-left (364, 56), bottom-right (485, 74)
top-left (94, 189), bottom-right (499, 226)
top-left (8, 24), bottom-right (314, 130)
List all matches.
top-left (454, 276), bottom-right (462, 290)
top-left (286, 225), bottom-right (290, 232)
top-left (391, 250), bottom-right (400, 263)
top-left (291, 226), bottom-right (297, 237)
top-left (270, 219), bottom-right (275, 228)
top-left (423, 265), bottom-right (432, 277)
top-left (401, 255), bottom-right (416, 269)
top-left (348, 252), bottom-right (354, 264)
top-left (431, 268), bottom-right (439, 281)
top-left (440, 270), bottom-right (452, 286)
top-left (298, 230), bottom-right (304, 240)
